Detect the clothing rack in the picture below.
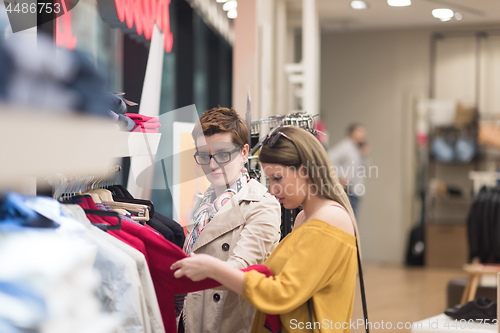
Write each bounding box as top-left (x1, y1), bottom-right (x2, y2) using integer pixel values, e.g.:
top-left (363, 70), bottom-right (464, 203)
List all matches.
top-left (49, 164), bottom-right (123, 201)
top-left (248, 112), bottom-right (319, 180)
top-left (0, 107), bottom-right (172, 333)
top-left (469, 171), bottom-right (500, 195)
top-left (249, 112), bottom-right (319, 155)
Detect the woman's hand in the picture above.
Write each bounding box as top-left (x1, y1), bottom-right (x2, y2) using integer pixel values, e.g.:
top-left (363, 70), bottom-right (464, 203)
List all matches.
top-left (171, 253), bottom-right (220, 281)
top-left (172, 253), bottom-right (246, 295)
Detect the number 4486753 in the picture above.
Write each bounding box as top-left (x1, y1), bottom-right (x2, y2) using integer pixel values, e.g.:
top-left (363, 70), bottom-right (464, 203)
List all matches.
top-left (5, 2), bottom-right (62, 14)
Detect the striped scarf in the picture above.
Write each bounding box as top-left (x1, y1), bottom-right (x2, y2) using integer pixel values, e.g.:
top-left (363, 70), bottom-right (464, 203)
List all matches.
top-left (176, 172), bottom-right (249, 323)
top-left (183, 173), bottom-right (249, 255)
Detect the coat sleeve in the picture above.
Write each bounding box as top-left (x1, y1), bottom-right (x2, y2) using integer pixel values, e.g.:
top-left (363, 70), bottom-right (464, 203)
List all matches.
top-left (225, 194), bottom-right (281, 270)
top-left (242, 224), bottom-right (356, 314)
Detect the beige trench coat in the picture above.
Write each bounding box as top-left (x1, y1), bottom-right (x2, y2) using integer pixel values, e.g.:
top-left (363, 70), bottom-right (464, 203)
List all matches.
top-left (184, 179), bottom-right (281, 333)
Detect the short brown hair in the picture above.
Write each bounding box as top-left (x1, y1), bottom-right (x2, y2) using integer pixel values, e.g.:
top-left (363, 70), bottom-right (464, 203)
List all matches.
top-left (192, 107), bottom-right (249, 149)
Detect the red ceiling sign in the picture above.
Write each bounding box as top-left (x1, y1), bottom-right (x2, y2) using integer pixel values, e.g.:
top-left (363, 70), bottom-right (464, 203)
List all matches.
top-left (98, 0), bottom-right (173, 53)
top-left (55, 0), bottom-right (77, 50)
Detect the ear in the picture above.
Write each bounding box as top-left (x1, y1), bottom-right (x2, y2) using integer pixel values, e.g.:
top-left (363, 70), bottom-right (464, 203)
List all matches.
top-left (241, 143), bottom-right (249, 162)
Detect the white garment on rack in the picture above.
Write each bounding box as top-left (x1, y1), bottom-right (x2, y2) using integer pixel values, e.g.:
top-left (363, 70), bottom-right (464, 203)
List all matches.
top-left (58, 204), bottom-right (149, 333)
top-left (87, 228), bottom-right (147, 333)
top-left (24, 195), bottom-right (147, 333)
top-left (62, 204), bottom-right (165, 333)
top-left (0, 231), bottom-right (104, 333)
top-left (92, 225), bottom-right (165, 333)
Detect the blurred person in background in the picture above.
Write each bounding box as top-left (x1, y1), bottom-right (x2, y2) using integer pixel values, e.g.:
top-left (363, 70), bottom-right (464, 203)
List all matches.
top-left (328, 123), bottom-right (369, 216)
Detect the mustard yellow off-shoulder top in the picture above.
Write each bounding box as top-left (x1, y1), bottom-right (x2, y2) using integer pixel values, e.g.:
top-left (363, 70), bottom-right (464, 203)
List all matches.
top-left (243, 219), bottom-right (357, 333)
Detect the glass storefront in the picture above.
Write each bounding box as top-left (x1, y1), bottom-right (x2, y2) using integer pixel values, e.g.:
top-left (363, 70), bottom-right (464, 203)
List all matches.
top-left (56, 0), bottom-right (123, 91)
top-left (40, 0), bottom-right (233, 220)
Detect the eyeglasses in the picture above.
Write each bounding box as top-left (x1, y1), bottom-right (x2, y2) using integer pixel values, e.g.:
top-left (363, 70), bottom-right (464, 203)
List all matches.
top-left (194, 146), bottom-right (241, 165)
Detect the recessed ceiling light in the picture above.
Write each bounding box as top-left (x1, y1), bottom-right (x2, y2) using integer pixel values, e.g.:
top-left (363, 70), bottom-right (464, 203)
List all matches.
top-left (351, 1), bottom-right (368, 10)
top-left (216, 0), bottom-right (227, 3)
top-left (388, 0), bottom-right (411, 7)
top-left (222, 0), bottom-right (237, 11)
top-left (432, 8), bottom-right (454, 22)
top-left (455, 12), bottom-right (463, 21)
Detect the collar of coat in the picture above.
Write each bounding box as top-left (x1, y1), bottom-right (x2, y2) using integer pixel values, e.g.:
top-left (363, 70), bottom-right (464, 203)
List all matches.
top-left (186, 179), bottom-right (268, 252)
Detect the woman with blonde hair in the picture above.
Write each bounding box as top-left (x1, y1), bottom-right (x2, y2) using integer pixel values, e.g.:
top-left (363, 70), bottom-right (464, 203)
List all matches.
top-left (172, 126), bottom-right (366, 333)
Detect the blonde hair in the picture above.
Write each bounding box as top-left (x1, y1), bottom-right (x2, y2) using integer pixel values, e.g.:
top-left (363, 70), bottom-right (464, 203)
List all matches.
top-left (259, 126), bottom-right (361, 249)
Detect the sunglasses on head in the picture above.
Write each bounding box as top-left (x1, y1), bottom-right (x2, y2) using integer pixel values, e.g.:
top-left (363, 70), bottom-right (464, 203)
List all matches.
top-left (262, 127), bottom-right (295, 148)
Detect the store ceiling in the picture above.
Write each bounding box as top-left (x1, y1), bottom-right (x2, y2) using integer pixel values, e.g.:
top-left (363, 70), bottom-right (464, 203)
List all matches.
top-left (286, 0), bottom-right (500, 31)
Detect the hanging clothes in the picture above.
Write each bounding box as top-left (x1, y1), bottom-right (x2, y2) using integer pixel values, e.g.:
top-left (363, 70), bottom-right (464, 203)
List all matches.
top-left (62, 204), bottom-right (165, 333)
top-left (467, 186), bottom-right (500, 263)
top-left (106, 184), bottom-right (185, 249)
top-left (0, 193), bottom-right (117, 333)
top-left (22, 195), bottom-right (153, 333)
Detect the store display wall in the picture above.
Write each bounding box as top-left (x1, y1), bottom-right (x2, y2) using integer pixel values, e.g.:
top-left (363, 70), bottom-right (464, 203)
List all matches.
top-left (321, 28), bottom-right (435, 264)
top-left (321, 25), bottom-right (500, 264)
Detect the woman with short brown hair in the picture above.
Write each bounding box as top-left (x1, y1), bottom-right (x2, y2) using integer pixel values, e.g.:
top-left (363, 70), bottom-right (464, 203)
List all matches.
top-left (180, 107), bottom-right (281, 333)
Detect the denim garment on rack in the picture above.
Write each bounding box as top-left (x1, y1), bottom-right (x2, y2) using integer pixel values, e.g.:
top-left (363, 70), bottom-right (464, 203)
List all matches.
top-left (432, 137), bottom-right (454, 162)
top-left (0, 193), bottom-right (59, 230)
top-left (455, 137), bottom-right (476, 163)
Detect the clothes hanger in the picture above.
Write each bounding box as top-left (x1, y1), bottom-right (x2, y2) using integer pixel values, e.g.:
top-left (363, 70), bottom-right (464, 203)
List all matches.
top-left (92, 167), bottom-right (116, 200)
top-left (80, 166), bottom-right (146, 221)
top-left (100, 164), bottom-right (151, 222)
top-left (90, 188), bottom-right (131, 216)
top-left (84, 209), bottom-right (122, 231)
top-left (52, 174), bottom-right (68, 201)
top-left (105, 201), bottom-right (150, 222)
top-left (83, 173), bottom-right (93, 193)
top-left (87, 166), bottom-right (133, 216)
top-left (112, 196), bottom-right (155, 217)
top-left (107, 166), bottom-right (155, 217)
top-left (79, 174), bottom-right (93, 195)
top-left (69, 175), bottom-right (81, 199)
top-left (82, 171), bottom-right (103, 203)
top-left (108, 164), bottom-right (155, 211)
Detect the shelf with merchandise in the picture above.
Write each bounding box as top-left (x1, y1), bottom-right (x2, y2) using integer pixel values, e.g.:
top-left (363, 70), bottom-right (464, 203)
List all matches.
top-left (0, 103), bottom-right (161, 190)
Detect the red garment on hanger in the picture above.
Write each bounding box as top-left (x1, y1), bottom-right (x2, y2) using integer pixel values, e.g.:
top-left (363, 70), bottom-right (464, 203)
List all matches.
top-left (125, 113), bottom-right (159, 122)
top-left (78, 196), bottom-right (280, 333)
top-left (74, 197), bottom-right (149, 263)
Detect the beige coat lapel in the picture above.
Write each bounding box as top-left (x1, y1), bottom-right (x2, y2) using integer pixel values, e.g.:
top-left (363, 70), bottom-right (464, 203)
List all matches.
top-left (190, 180), bottom-right (267, 253)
